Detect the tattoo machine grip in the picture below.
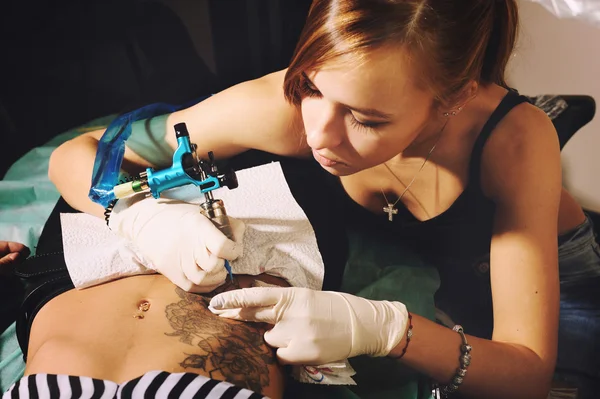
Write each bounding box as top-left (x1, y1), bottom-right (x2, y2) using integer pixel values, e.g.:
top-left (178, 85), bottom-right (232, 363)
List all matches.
top-left (199, 199), bottom-right (235, 281)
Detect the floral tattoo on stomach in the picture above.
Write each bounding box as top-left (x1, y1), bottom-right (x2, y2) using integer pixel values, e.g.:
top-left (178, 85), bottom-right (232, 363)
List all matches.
top-left (164, 279), bottom-right (276, 392)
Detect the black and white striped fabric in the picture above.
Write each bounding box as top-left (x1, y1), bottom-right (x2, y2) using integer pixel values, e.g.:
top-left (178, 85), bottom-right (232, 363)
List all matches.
top-left (2, 371), bottom-right (269, 399)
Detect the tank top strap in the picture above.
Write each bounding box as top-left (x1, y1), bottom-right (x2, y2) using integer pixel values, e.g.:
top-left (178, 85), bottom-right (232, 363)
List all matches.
top-left (469, 89), bottom-right (532, 185)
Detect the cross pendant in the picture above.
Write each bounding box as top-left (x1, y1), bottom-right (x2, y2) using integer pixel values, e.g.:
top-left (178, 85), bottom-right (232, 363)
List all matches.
top-left (383, 203), bottom-right (398, 222)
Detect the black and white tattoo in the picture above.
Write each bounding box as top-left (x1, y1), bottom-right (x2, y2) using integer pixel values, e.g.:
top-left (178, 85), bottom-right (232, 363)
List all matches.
top-left (164, 280), bottom-right (275, 392)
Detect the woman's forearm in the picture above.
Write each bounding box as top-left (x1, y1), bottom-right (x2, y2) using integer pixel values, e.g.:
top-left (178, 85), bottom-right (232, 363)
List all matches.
top-left (48, 133), bottom-right (109, 218)
top-left (391, 314), bottom-right (554, 399)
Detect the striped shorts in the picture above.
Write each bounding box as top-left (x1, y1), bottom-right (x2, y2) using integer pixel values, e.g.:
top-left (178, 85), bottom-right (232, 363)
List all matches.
top-left (2, 370), bottom-right (269, 399)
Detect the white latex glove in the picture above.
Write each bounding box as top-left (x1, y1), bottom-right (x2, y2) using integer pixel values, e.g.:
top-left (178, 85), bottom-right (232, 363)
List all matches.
top-left (208, 287), bottom-right (408, 365)
top-left (109, 194), bottom-right (245, 292)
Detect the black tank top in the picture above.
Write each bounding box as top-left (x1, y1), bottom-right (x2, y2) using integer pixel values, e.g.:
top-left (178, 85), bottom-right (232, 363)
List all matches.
top-left (328, 90), bottom-right (532, 338)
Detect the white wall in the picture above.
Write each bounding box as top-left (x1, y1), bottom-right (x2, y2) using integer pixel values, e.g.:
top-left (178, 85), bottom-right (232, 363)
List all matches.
top-left (507, 1), bottom-right (600, 212)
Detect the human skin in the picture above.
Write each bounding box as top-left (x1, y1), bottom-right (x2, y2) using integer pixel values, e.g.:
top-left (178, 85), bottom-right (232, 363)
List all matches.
top-left (25, 273), bottom-right (289, 398)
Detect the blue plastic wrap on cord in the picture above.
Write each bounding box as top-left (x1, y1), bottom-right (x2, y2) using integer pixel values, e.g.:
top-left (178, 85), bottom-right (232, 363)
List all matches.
top-left (88, 97), bottom-right (207, 208)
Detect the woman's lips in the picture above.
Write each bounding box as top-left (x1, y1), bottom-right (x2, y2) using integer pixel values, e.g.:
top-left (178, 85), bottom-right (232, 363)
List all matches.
top-left (313, 150), bottom-right (343, 167)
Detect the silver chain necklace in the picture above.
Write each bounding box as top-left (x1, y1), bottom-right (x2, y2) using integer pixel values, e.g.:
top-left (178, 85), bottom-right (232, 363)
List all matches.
top-left (381, 122), bottom-right (447, 222)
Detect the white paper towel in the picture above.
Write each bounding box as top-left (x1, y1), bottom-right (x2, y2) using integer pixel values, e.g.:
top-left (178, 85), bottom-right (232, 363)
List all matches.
top-left (60, 213), bottom-right (155, 289)
top-left (61, 161), bottom-right (325, 290)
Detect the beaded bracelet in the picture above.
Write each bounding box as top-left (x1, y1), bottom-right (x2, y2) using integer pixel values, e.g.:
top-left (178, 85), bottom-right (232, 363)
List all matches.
top-left (434, 324), bottom-right (472, 397)
top-left (389, 311), bottom-right (413, 360)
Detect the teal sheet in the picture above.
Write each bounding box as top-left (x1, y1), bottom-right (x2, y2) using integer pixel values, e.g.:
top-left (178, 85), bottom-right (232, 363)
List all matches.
top-left (0, 115), bottom-right (117, 253)
top-left (0, 324), bottom-right (25, 393)
top-left (0, 116), bottom-right (440, 399)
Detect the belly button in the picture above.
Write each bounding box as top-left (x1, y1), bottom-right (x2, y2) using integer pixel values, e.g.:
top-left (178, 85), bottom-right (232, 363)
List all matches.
top-left (138, 300), bottom-right (151, 312)
top-left (133, 300), bottom-right (151, 319)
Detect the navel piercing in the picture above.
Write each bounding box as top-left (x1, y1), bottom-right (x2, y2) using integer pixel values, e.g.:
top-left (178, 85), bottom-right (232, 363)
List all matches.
top-left (138, 301), bottom-right (151, 312)
top-left (133, 300), bottom-right (151, 319)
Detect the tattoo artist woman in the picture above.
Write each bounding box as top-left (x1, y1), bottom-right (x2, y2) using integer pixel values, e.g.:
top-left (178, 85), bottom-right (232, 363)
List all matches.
top-left (50, 1), bottom-right (600, 398)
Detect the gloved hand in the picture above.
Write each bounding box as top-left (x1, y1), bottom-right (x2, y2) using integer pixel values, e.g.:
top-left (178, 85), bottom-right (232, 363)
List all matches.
top-left (109, 194), bottom-right (245, 292)
top-left (208, 287), bottom-right (409, 365)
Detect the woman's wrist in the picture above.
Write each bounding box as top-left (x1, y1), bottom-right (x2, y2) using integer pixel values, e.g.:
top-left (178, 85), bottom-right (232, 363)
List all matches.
top-left (387, 310), bottom-right (413, 359)
top-left (432, 325), bottom-right (472, 397)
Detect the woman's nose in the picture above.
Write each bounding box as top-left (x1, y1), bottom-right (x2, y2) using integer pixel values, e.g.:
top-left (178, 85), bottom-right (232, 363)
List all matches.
top-left (305, 106), bottom-right (344, 150)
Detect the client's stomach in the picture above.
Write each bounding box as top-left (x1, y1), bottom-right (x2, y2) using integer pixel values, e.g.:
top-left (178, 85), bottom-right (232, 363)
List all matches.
top-left (25, 273), bottom-right (286, 399)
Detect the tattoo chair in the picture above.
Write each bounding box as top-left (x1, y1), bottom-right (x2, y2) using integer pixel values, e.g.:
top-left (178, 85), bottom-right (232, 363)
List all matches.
top-left (548, 95), bottom-right (599, 244)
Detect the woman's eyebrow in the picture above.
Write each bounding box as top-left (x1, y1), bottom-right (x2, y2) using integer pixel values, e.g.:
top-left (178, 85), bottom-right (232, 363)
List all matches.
top-left (302, 72), bottom-right (393, 120)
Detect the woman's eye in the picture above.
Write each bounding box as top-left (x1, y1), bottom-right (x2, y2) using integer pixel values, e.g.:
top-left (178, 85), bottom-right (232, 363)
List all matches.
top-left (348, 113), bottom-right (386, 132)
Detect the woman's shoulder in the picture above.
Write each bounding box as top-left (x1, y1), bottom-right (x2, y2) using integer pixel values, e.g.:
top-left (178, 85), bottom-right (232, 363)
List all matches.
top-left (484, 91), bottom-right (558, 162)
top-left (478, 88), bottom-right (561, 200)
top-left (474, 85), bottom-right (555, 146)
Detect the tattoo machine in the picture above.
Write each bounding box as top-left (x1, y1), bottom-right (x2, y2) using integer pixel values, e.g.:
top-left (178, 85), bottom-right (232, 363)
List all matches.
top-left (109, 122), bottom-right (239, 280)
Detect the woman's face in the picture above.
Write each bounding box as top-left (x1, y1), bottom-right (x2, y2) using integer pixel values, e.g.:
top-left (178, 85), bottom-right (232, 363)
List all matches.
top-left (300, 47), bottom-right (439, 175)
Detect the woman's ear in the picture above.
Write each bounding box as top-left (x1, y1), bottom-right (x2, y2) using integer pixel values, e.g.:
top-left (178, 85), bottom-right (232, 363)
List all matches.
top-left (435, 81), bottom-right (479, 118)
top-left (463, 81), bottom-right (479, 101)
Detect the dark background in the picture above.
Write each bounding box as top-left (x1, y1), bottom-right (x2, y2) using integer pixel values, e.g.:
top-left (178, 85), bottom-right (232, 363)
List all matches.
top-left (0, 0), bottom-right (596, 183)
top-left (0, 0), bottom-right (313, 178)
